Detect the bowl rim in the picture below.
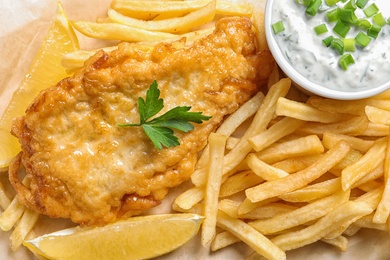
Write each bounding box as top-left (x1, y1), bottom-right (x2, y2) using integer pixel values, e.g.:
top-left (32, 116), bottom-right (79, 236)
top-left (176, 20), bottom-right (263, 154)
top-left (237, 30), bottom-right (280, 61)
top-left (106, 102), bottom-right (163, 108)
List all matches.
top-left (264, 0), bottom-right (390, 100)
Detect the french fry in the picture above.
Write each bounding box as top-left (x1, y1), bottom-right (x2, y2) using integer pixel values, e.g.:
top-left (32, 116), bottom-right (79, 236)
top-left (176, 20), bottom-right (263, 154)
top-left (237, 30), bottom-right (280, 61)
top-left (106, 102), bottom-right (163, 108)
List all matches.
top-left (248, 117), bottom-right (305, 152)
top-left (219, 170), bottom-right (263, 198)
top-left (211, 231), bottom-right (240, 251)
top-left (322, 132), bottom-right (374, 153)
top-left (215, 1), bottom-right (253, 17)
top-left (217, 211), bottom-right (286, 260)
top-left (237, 197), bottom-right (280, 215)
top-left (321, 236), bottom-right (348, 252)
top-left (272, 154), bottom-right (321, 173)
top-left (0, 196), bottom-right (26, 232)
top-left (9, 209), bottom-right (39, 251)
top-left (201, 133), bottom-right (227, 246)
top-left (71, 21), bottom-right (179, 42)
top-left (296, 116), bottom-right (369, 138)
top-left (173, 187), bottom-right (204, 210)
top-left (276, 97), bottom-right (349, 123)
top-left (250, 190), bottom-right (350, 235)
top-left (61, 46), bottom-right (120, 69)
top-left (246, 141), bottom-right (350, 203)
top-left (366, 105), bottom-right (390, 125)
top-left (373, 131), bottom-right (390, 223)
top-left (341, 137), bottom-right (387, 190)
top-left (360, 122), bottom-right (389, 137)
top-left (307, 96), bottom-right (368, 115)
top-left (107, 1), bottom-right (216, 33)
top-left (110, 0), bottom-right (211, 19)
top-left (279, 177), bottom-right (341, 203)
top-left (246, 153), bottom-right (289, 181)
top-left (271, 200), bottom-right (372, 251)
top-left (255, 135), bottom-right (324, 165)
top-left (0, 181), bottom-right (11, 210)
top-left (252, 9), bottom-right (268, 51)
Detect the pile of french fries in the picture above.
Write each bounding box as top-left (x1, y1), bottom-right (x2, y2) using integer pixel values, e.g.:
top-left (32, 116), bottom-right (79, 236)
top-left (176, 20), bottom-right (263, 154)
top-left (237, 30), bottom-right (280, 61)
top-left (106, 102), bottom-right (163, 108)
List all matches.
top-left (173, 68), bottom-right (390, 259)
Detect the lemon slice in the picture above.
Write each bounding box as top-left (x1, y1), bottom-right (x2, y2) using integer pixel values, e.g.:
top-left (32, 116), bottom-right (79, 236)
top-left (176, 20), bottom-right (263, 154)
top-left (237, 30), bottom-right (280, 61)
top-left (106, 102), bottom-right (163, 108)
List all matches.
top-left (0, 2), bottom-right (79, 170)
top-left (23, 213), bottom-right (203, 260)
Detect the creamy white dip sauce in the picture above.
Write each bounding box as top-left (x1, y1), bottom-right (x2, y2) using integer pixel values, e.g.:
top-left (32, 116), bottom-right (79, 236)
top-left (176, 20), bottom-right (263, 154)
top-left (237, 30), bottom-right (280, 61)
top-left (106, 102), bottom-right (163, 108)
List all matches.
top-left (271, 0), bottom-right (390, 91)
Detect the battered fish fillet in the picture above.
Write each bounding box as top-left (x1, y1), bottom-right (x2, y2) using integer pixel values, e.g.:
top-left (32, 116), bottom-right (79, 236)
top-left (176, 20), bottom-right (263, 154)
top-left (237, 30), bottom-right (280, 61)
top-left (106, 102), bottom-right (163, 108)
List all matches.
top-left (9, 17), bottom-right (273, 226)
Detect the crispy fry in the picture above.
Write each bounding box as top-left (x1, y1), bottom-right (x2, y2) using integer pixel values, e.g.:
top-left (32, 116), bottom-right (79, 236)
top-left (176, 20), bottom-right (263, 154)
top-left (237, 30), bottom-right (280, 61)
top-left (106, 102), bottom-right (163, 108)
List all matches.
top-left (217, 211), bottom-right (286, 260)
top-left (322, 132), bottom-right (374, 153)
top-left (250, 190), bottom-right (350, 235)
top-left (373, 131), bottom-right (390, 223)
top-left (246, 153), bottom-right (289, 181)
top-left (71, 21), bottom-right (178, 42)
top-left (173, 187), bottom-right (204, 210)
top-left (9, 209), bottom-right (39, 251)
top-left (211, 231), bottom-right (240, 251)
top-left (0, 196), bottom-right (26, 232)
top-left (249, 117), bottom-right (305, 152)
top-left (366, 106), bottom-right (390, 125)
top-left (341, 138), bottom-right (387, 190)
top-left (255, 135), bottom-right (324, 165)
top-left (276, 97), bottom-right (349, 123)
top-left (219, 171), bottom-right (263, 198)
top-left (201, 133), bottom-right (227, 246)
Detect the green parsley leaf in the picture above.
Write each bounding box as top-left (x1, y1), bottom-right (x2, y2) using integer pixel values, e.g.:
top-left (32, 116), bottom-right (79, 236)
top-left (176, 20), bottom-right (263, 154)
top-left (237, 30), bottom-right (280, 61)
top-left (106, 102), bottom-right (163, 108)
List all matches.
top-left (119, 81), bottom-right (212, 150)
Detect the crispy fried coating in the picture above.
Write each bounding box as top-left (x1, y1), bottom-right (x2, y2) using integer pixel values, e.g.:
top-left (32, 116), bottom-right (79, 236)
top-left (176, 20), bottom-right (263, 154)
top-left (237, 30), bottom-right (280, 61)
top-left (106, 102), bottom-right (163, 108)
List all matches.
top-left (9, 17), bottom-right (273, 226)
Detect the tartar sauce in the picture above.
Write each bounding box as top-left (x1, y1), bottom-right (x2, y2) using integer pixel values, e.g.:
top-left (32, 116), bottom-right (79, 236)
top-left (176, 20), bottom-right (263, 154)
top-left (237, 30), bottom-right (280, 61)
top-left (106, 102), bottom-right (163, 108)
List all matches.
top-left (271, 0), bottom-right (390, 91)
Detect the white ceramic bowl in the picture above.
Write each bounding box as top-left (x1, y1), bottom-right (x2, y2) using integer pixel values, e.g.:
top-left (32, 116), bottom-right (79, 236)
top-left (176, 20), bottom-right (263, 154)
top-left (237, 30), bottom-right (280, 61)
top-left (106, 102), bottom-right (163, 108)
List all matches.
top-left (264, 0), bottom-right (390, 100)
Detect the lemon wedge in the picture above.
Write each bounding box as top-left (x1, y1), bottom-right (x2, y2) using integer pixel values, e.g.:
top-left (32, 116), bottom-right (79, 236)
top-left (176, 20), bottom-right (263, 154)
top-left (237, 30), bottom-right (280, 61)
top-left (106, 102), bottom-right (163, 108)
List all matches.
top-left (23, 213), bottom-right (203, 260)
top-left (0, 2), bottom-right (79, 170)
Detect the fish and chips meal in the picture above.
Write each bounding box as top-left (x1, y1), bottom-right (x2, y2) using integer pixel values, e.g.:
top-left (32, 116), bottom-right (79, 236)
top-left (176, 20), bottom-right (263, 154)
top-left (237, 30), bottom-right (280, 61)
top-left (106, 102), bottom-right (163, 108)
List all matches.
top-left (1, 0), bottom-right (390, 259)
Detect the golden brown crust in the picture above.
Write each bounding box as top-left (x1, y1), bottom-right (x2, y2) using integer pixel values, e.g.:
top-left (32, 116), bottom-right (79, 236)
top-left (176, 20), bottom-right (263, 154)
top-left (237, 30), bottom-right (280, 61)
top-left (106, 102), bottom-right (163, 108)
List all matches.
top-left (10, 17), bottom-right (274, 226)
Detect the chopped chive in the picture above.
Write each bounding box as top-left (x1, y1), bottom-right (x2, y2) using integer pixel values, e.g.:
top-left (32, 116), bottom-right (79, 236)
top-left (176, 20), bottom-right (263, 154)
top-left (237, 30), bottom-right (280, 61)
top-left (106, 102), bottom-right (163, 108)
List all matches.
top-left (344, 0), bottom-right (357, 10)
top-left (272, 20), bottom-right (285, 34)
top-left (344, 38), bottom-right (356, 52)
top-left (331, 38), bottom-right (345, 55)
top-left (304, 0), bottom-right (313, 6)
top-left (314, 24), bottom-right (328, 35)
top-left (355, 31), bottom-right (371, 47)
top-left (306, 0), bottom-right (322, 16)
top-left (363, 3), bottom-right (379, 18)
top-left (339, 53), bottom-right (355, 70)
top-left (340, 8), bottom-right (358, 23)
top-left (326, 8), bottom-right (341, 22)
top-left (333, 20), bottom-right (351, 37)
top-left (373, 13), bottom-right (387, 27)
top-left (367, 24), bottom-right (381, 39)
top-left (323, 35), bottom-right (335, 47)
top-left (325, 0), bottom-right (339, 6)
top-left (355, 18), bottom-right (372, 29)
top-left (356, 0), bottom-right (368, 9)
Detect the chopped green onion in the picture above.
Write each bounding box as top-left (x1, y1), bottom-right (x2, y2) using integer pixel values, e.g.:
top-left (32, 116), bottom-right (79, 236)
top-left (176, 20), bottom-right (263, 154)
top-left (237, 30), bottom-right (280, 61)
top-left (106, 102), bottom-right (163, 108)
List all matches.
top-left (272, 20), bottom-right (285, 34)
top-left (325, 0), bottom-right (339, 6)
top-left (339, 53), bottom-right (355, 70)
top-left (326, 8), bottom-right (341, 22)
top-left (303, 0), bottom-right (313, 6)
top-left (367, 24), bottom-right (381, 38)
top-left (314, 24), bottom-right (328, 35)
top-left (333, 20), bottom-right (351, 37)
top-left (343, 38), bottom-right (356, 52)
top-left (355, 18), bottom-right (372, 29)
top-left (306, 0), bottom-right (322, 16)
top-left (364, 3), bottom-right (379, 18)
top-left (344, 0), bottom-right (357, 10)
top-left (356, 0), bottom-right (368, 9)
top-left (323, 36), bottom-right (335, 47)
top-left (373, 13), bottom-right (387, 27)
top-left (355, 31), bottom-right (371, 47)
top-left (331, 38), bottom-right (345, 55)
top-left (340, 8), bottom-right (358, 23)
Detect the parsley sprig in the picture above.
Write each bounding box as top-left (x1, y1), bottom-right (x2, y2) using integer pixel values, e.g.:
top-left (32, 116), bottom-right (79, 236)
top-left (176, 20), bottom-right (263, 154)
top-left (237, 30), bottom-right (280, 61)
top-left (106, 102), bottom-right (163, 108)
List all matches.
top-left (119, 80), bottom-right (211, 150)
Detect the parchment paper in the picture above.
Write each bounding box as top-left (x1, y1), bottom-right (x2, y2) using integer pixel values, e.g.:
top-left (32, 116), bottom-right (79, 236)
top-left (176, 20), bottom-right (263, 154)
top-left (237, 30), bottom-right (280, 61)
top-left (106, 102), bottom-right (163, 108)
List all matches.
top-left (1, 0), bottom-right (390, 259)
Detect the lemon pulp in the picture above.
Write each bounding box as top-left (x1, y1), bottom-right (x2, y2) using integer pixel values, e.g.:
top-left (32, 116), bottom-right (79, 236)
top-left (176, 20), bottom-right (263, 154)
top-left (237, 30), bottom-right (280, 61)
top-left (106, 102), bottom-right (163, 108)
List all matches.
top-left (0, 2), bottom-right (79, 169)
